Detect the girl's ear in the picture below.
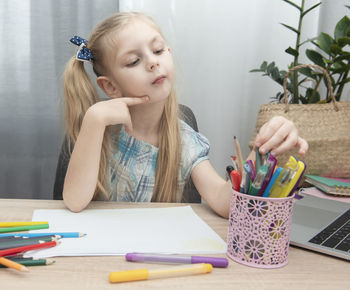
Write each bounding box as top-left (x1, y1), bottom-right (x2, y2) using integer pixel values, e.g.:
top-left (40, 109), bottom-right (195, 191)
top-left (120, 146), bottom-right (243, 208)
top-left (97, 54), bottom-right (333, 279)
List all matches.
top-left (96, 76), bottom-right (122, 98)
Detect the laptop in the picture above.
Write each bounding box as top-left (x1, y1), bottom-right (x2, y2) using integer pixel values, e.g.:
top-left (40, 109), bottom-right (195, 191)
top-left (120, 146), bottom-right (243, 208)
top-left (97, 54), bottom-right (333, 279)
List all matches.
top-left (290, 191), bottom-right (350, 261)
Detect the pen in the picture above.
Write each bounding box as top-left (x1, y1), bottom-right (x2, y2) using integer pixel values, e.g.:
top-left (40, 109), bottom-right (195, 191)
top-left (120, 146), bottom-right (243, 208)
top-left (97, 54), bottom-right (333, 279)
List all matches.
top-left (249, 165), bottom-right (268, 196)
top-left (125, 253), bottom-right (229, 268)
top-left (258, 154), bottom-right (277, 196)
top-left (240, 163), bottom-right (252, 194)
top-left (245, 160), bottom-right (256, 181)
top-left (230, 170), bottom-right (241, 192)
top-left (109, 263), bottom-right (213, 283)
top-left (226, 166), bottom-right (234, 182)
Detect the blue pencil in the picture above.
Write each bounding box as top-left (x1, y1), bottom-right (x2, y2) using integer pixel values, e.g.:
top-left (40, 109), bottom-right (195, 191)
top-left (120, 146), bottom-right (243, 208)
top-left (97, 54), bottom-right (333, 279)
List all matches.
top-left (0, 232), bottom-right (86, 238)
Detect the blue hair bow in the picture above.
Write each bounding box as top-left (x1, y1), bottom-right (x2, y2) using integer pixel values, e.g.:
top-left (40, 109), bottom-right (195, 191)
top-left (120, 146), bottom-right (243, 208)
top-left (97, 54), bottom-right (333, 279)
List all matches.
top-left (70, 36), bottom-right (93, 62)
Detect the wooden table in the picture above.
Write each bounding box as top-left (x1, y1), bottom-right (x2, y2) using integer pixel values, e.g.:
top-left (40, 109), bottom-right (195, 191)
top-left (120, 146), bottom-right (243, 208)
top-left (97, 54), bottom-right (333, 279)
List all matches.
top-left (1, 199), bottom-right (349, 290)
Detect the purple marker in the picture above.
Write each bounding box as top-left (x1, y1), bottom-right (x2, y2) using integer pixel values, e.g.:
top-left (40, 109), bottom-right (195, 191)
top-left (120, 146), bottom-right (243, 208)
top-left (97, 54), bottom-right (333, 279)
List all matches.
top-left (125, 253), bottom-right (229, 268)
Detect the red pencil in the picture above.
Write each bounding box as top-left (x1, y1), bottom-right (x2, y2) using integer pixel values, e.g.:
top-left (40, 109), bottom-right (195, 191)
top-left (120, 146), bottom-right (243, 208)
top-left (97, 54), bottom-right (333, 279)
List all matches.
top-left (0, 240), bottom-right (59, 256)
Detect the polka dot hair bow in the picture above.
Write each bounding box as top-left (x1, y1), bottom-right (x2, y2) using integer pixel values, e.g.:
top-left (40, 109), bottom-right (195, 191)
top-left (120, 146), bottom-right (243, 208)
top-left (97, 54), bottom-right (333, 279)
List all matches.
top-left (70, 36), bottom-right (93, 63)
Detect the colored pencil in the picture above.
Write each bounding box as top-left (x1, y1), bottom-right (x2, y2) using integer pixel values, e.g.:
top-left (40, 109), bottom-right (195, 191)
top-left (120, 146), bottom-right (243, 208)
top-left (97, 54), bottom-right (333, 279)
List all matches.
top-left (0, 237), bottom-right (59, 250)
top-left (0, 258), bottom-right (55, 268)
top-left (0, 221), bottom-right (48, 227)
top-left (0, 240), bottom-right (60, 256)
top-left (0, 235), bottom-right (61, 242)
top-left (0, 224), bottom-right (49, 233)
top-left (0, 257), bottom-right (29, 272)
top-left (234, 136), bottom-right (244, 175)
top-left (0, 232), bottom-right (85, 238)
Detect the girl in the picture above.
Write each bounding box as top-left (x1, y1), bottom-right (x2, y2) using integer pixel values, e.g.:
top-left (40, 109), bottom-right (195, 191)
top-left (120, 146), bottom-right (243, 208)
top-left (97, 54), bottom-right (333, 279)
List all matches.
top-left (62, 12), bottom-right (308, 218)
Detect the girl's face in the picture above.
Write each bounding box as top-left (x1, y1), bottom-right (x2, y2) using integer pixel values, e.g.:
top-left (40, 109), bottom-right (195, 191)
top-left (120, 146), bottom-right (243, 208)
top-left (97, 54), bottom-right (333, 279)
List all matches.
top-left (108, 20), bottom-right (174, 102)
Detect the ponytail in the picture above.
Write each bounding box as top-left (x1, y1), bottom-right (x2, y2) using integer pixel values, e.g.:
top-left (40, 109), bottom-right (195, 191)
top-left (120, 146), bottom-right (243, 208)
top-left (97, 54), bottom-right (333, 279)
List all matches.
top-left (63, 56), bottom-right (111, 199)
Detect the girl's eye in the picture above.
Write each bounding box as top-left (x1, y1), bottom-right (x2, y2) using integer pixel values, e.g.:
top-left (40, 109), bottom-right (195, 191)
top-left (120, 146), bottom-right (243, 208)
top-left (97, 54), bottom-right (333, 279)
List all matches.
top-left (154, 48), bottom-right (165, 55)
top-left (126, 59), bottom-right (139, 67)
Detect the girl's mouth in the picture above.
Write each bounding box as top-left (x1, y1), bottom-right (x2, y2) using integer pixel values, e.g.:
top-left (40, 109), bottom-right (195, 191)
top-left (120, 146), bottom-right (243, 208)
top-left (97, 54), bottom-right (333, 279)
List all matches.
top-left (152, 75), bottom-right (166, 85)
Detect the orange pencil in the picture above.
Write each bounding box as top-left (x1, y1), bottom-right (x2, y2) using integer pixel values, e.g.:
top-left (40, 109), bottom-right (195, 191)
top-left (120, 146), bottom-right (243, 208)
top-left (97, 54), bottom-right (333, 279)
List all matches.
top-left (0, 257), bottom-right (29, 272)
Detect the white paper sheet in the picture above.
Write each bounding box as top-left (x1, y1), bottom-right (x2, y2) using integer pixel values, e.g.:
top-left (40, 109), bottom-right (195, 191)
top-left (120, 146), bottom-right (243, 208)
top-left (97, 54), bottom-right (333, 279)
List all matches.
top-left (29, 206), bottom-right (227, 258)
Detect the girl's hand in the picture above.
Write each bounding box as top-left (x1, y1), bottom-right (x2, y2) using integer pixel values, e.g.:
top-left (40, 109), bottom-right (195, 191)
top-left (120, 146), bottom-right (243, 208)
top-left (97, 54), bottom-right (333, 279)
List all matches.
top-left (85, 96), bottom-right (149, 132)
top-left (254, 116), bottom-right (308, 156)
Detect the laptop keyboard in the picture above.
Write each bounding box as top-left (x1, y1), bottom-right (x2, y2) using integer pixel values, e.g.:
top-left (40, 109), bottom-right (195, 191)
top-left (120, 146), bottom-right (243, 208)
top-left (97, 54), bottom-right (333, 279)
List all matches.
top-left (309, 209), bottom-right (350, 252)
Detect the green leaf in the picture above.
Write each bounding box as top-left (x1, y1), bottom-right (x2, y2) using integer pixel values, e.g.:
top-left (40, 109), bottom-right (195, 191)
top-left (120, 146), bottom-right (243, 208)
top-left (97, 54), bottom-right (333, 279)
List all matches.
top-left (306, 88), bottom-right (320, 103)
top-left (281, 23), bottom-right (300, 34)
top-left (333, 53), bottom-right (350, 63)
top-left (337, 37), bottom-right (350, 47)
top-left (334, 16), bottom-right (350, 41)
top-left (301, 2), bottom-right (321, 18)
top-left (299, 37), bottom-right (318, 47)
top-left (267, 62), bottom-right (275, 74)
top-left (285, 46), bottom-right (299, 57)
top-left (282, 0), bottom-right (301, 10)
top-left (271, 67), bottom-right (280, 82)
top-left (318, 33), bottom-right (335, 54)
top-left (330, 44), bottom-right (343, 55)
top-left (250, 69), bottom-right (263, 72)
top-left (306, 49), bottom-right (325, 67)
top-left (298, 67), bottom-right (317, 79)
top-left (260, 61), bottom-right (268, 70)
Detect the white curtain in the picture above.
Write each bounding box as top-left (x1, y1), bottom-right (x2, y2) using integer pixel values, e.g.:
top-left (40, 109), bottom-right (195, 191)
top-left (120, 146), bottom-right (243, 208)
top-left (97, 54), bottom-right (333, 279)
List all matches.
top-left (0, 0), bottom-right (119, 199)
top-left (120, 0), bottom-right (350, 177)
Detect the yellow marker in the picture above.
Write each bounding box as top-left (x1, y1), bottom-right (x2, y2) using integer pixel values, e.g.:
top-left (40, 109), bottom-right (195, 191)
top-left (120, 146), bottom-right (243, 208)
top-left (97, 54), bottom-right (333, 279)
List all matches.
top-left (109, 263), bottom-right (213, 283)
top-left (279, 160), bottom-right (305, 198)
top-left (269, 156), bottom-right (299, 198)
top-left (0, 221), bottom-right (48, 227)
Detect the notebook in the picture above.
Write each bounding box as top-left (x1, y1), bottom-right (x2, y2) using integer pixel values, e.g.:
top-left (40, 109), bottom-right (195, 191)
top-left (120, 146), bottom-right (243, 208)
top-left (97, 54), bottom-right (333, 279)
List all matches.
top-left (304, 175), bottom-right (350, 196)
top-left (290, 191), bottom-right (350, 261)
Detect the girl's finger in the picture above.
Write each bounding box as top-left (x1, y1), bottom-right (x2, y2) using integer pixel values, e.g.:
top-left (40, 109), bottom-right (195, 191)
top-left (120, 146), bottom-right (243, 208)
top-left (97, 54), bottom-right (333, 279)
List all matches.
top-left (119, 96), bottom-right (149, 106)
top-left (297, 137), bottom-right (309, 156)
top-left (259, 121), bottom-right (295, 154)
top-left (270, 130), bottom-right (298, 156)
top-left (255, 116), bottom-right (285, 147)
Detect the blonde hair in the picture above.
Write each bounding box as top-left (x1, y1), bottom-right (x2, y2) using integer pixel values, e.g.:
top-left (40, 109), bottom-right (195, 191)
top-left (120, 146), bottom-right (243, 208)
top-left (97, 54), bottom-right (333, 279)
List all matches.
top-left (63, 12), bottom-right (182, 202)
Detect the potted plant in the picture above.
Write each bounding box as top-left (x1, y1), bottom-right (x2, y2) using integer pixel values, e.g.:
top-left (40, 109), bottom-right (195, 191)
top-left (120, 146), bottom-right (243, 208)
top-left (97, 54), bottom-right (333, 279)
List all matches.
top-left (251, 0), bottom-right (350, 104)
top-left (249, 0), bottom-right (350, 179)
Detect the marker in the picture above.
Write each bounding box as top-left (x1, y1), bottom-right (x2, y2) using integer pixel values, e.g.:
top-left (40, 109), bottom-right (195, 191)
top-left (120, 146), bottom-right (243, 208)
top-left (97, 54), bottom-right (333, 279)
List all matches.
top-left (269, 156), bottom-right (299, 198)
top-left (109, 263), bottom-right (213, 283)
top-left (263, 167), bottom-right (283, 197)
top-left (125, 253), bottom-right (229, 268)
top-left (279, 160), bottom-right (306, 197)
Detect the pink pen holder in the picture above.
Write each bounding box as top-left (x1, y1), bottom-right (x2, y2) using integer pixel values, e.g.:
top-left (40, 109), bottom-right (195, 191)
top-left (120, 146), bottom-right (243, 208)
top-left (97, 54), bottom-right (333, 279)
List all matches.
top-left (227, 190), bottom-right (295, 268)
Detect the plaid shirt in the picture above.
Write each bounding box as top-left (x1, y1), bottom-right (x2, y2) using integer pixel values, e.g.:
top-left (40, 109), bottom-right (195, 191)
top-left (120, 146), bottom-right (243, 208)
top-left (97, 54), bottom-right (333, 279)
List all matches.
top-left (105, 120), bottom-right (210, 202)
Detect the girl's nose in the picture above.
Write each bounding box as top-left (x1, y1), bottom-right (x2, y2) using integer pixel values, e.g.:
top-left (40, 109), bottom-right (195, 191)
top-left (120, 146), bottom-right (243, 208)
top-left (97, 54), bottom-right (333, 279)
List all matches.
top-left (147, 58), bottom-right (159, 71)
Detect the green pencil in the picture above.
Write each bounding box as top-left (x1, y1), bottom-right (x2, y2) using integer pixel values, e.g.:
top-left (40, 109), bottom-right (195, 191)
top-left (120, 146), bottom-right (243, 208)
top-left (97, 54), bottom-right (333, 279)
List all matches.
top-left (0, 224), bottom-right (49, 233)
top-left (0, 259), bottom-right (55, 268)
